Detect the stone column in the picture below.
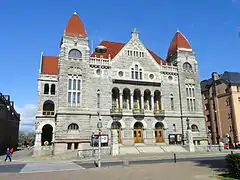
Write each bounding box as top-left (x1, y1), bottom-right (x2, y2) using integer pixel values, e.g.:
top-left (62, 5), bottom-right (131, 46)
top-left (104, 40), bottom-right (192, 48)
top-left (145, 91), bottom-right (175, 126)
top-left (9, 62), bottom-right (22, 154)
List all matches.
top-left (33, 130), bottom-right (42, 156)
top-left (141, 94), bottom-right (144, 109)
top-left (116, 98), bottom-right (119, 109)
top-left (156, 101), bottom-right (159, 110)
top-left (130, 93), bottom-right (133, 109)
top-left (151, 95), bottom-right (154, 111)
top-left (186, 129), bottom-right (195, 152)
top-left (111, 129), bottom-right (119, 156)
top-left (119, 93), bottom-right (123, 109)
top-left (126, 99), bottom-right (130, 109)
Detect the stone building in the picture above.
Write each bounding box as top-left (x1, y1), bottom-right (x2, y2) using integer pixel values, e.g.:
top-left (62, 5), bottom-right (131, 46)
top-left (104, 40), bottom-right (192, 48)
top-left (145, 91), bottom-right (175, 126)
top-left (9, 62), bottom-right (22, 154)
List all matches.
top-left (201, 72), bottom-right (240, 145)
top-left (0, 93), bottom-right (20, 154)
top-left (34, 12), bottom-right (207, 155)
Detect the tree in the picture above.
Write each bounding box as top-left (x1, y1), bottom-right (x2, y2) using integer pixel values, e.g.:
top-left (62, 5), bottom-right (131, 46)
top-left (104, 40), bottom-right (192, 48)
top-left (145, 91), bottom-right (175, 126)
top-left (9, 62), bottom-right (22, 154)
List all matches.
top-left (18, 131), bottom-right (35, 147)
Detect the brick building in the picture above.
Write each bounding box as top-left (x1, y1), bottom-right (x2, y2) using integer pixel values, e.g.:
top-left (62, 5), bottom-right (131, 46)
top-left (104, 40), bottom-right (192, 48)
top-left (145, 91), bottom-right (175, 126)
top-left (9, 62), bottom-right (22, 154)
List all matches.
top-left (0, 93), bottom-right (20, 154)
top-left (201, 72), bottom-right (240, 146)
top-left (34, 12), bottom-right (207, 155)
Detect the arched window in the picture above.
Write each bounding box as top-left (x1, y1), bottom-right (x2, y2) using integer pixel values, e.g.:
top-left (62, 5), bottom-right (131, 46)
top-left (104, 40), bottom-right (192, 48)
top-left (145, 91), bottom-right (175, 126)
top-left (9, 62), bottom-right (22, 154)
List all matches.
top-left (42, 100), bottom-right (55, 115)
top-left (68, 123), bottom-right (79, 130)
top-left (68, 49), bottom-right (82, 59)
top-left (183, 62), bottom-right (192, 70)
top-left (131, 64), bottom-right (143, 80)
top-left (191, 124), bottom-right (199, 132)
top-left (44, 84), bottom-right (49, 94)
top-left (51, 84), bottom-right (56, 95)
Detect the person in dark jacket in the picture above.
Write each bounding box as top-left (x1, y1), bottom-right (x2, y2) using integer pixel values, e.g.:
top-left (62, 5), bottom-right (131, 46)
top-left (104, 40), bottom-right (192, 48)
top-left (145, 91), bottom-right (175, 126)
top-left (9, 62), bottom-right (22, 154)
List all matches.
top-left (4, 148), bottom-right (11, 162)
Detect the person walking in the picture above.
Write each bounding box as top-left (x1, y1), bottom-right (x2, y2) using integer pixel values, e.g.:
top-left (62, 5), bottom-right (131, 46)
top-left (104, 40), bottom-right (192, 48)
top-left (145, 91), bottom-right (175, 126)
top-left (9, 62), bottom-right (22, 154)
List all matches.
top-left (4, 148), bottom-right (12, 162)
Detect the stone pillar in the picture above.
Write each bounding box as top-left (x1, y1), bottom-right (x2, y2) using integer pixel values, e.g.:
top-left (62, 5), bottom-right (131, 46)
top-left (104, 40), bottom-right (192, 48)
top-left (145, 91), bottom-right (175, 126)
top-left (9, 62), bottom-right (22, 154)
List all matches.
top-left (119, 93), bottom-right (123, 109)
top-left (156, 101), bottom-right (159, 110)
top-left (151, 95), bottom-right (154, 111)
top-left (33, 130), bottom-right (42, 156)
top-left (186, 129), bottom-right (195, 152)
top-left (141, 94), bottom-right (144, 109)
top-left (111, 129), bottom-right (119, 156)
top-left (146, 100), bottom-right (150, 110)
top-left (130, 93), bottom-right (133, 109)
top-left (126, 99), bottom-right (130, 109)
top-left (116, 98), bottom-right (119, 109)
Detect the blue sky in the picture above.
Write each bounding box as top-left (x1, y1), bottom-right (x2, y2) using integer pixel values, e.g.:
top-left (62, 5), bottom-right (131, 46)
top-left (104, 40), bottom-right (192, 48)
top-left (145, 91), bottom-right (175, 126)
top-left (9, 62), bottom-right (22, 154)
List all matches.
top-left (1, 0), bottom-right (240, 131)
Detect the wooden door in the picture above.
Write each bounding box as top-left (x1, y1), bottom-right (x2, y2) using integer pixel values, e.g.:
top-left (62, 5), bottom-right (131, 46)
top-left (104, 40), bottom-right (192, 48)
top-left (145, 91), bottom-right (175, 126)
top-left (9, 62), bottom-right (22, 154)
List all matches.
top-left (155, 129), bottom-right (164, 143)
top-left (117, 129), bottom-right (121, 143)
top-left (134, 129), bottom-right (143, 143)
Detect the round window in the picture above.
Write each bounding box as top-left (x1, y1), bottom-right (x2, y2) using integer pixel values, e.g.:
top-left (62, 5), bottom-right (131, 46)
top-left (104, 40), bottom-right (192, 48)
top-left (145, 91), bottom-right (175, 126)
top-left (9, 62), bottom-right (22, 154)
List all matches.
top-left (118, 71), bottom-right (123, 77)
top-left (168, 76), bottom-right (173, 80)
top-left (149, 74), bottom-right (154, 79)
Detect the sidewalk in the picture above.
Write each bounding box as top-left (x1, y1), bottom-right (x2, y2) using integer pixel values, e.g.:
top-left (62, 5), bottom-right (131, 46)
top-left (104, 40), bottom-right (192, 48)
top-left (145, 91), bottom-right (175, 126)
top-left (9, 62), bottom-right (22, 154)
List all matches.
top-left (2, 149), bottom-right (237, 164)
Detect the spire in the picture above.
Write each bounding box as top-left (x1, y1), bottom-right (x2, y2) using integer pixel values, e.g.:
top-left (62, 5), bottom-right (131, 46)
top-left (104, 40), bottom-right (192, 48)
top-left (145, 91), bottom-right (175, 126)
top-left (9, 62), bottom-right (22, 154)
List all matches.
top-left (131, 28), bottom-right (139, 39)
top-left (167, 31), bottom-right (192, 57)
top-left (64, 12), bottom-right (87, 37)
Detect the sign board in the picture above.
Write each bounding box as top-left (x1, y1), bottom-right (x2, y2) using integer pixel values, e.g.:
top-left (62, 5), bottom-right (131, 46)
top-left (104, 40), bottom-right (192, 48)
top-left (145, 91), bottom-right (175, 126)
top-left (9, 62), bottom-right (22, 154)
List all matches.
top-left (101, 135), bottom-right (108, 143)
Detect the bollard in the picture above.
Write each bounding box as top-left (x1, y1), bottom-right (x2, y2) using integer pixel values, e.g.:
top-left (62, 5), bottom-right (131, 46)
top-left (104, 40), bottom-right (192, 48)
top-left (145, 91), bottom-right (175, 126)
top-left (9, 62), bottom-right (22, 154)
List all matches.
top-left (173, 153), bottom-right (176, 163)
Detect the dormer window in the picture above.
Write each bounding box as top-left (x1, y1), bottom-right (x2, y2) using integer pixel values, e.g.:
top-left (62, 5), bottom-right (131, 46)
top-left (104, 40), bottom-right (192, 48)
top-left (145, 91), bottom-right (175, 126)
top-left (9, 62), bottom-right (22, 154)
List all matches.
top-left (69, 49), bottom-right (82, 59)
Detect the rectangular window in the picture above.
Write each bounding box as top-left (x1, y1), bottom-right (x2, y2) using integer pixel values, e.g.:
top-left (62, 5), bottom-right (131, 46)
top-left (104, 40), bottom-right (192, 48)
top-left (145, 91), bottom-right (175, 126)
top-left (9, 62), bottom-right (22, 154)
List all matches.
top-left (192, 88), bottom-right (195, 97)
top-left (77, 80), bottom-right (81, 90)
top-left (77, 92), bottom-right (80, 104)
top-left (68, 76), bottom-right (81, 106)
top-left (74, 143), bottom-right (78, 150)
top-left (67, 143), bottom-right (72, 150)
top-left (190, 99), bottom-right (193, 111)
top-left (131, 70), bottom-right (134, 79)
top-left (73, 79), bottom-right (76, 90)
top-left (140, 72), bottom-right (142, 80)
top-left (187, 99), bottom-right (190, 111)
top-left (186, 88), bottom-right (189, 96)
top-left (136, 51), bottom-right (138, 57)
top-left (193, 99), bottom-right (196, 110)
top-left (97, 94), bottom-right (100, 108)
top-left (171, 98), bottom-right (174, 110)
top-left (135, 72), bottom-right (138, 79)
top-left (68, 79), bottom-right (72, 90)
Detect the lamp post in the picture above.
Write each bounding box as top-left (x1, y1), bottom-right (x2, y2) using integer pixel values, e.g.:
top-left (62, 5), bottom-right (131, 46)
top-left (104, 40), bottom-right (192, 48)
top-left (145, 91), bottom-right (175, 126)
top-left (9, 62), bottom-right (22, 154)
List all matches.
top-left (95, 45), bottom-right (107, 168)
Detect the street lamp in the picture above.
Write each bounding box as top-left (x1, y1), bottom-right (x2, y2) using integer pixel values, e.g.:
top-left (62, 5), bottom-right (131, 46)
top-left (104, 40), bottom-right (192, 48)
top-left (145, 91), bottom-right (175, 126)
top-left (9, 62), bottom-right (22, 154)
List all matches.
top-left (95, 45), bottom-right (107, 168)
top-left (186, 117), bottom-right (190, 130)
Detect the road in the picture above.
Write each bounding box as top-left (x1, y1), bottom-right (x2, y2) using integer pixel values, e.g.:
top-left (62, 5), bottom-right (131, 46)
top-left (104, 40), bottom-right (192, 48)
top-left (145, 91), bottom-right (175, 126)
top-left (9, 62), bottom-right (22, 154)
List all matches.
top-left (0, 154), bottom-right (226, 173)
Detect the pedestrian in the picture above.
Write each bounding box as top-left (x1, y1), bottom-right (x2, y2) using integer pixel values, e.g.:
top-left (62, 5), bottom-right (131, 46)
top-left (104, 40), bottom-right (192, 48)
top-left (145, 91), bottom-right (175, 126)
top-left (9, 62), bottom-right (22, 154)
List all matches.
top-left (4, 148), bottom-right (12, 162)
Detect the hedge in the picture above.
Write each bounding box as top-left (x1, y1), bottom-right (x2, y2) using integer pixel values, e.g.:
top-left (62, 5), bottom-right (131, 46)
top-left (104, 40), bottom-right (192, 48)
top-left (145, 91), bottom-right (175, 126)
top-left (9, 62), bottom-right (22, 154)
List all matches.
top-left (225, 153), bottom-right (240, 178)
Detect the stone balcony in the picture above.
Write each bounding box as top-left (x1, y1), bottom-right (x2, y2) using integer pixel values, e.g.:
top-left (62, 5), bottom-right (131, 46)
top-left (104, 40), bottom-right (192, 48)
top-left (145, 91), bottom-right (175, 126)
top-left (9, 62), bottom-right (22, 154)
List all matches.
top-left (132, 109), bottom-right (144, 115)
top-left (42, 111), bottom-right (55, 116)
top-left (110, 108), bottom-right (123, 116)
top-left (153, 109), bottom-right (165, 116)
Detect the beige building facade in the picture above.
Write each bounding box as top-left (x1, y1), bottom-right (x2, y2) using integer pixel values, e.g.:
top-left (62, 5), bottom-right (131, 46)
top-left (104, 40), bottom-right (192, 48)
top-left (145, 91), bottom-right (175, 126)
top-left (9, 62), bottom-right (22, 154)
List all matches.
top-left (201, 72), bottom-right (240, 145)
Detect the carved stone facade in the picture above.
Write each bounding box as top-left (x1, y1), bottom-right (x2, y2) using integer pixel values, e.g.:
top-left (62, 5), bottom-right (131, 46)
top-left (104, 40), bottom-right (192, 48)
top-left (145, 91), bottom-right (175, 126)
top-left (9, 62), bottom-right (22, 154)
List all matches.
top-left (34, 12), bottom-right (207, 155)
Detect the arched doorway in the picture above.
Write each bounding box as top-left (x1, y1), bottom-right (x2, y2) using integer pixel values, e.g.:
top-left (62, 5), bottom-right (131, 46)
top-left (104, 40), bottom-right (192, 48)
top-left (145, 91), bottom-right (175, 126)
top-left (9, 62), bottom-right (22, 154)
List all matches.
top-left (155, 122), bottom-right (164, 143)
top-left (41, 124), bottom-right (53, 146)
top-left (134, 122), bottom-right (143, 143)
top-left (111, 121), bottom-right (122, 143)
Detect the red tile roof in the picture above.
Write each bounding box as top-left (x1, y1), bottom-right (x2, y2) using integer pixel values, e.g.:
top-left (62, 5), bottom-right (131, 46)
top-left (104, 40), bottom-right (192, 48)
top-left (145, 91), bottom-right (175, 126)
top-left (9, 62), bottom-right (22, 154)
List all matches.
top-left (91, 40), bottom-right (167, 65)
top-left (167, 31), bottom-right (192, 57)
top-left (41, 56), bottom-right (58, 75)
top-left (64, 12), bottom-right (87, 37)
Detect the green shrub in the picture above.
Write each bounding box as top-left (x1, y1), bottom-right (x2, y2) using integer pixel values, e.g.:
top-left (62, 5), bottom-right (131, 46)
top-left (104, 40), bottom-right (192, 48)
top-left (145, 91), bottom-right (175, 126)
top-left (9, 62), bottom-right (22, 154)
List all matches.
top-left (225, 153), bottom-right (240, 178)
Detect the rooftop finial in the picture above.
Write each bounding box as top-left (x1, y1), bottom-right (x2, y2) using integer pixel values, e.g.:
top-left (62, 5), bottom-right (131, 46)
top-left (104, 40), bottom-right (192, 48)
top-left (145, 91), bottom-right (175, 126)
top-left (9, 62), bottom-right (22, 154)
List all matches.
top-left (176, 28), bottom-right (180, 32)
top-left (74, 10), bottom-right (77, 15)
top-left (131, 28), bottom-right (139, 39)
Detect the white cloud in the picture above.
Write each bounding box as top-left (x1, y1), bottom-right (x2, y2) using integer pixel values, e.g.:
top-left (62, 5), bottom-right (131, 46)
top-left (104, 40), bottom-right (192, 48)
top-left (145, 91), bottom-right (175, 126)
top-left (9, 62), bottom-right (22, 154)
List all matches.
top-left (15, 104), bottom-right (37, 133)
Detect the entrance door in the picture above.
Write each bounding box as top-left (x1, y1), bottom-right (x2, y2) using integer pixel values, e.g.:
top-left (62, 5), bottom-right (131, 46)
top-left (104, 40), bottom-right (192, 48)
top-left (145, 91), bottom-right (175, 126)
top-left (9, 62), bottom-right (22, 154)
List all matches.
top-left (155, 129), bottom-right (164, 143)
top-left (134, 129), bottom-right (143, 143)
top-left (155, 122), bottom-right (164, 143)
top-left (117, 129), bottom-right (121, 143)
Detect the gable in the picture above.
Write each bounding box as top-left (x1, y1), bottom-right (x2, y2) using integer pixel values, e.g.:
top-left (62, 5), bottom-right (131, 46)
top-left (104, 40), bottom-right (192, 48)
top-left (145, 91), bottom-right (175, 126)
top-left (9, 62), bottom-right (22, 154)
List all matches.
top-left (90, 40), bottom-right (167, 65)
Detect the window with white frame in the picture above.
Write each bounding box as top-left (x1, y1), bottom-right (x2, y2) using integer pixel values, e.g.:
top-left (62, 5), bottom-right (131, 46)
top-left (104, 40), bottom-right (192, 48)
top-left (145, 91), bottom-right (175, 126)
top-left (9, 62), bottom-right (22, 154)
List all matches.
top-left (68, 75), bottom-right (81, 106)
top-left (131, 64), bottom-right (143, 80)
top-left (186, 84), bottom-right (196, 111)
top-left (127, 50), bottom-right (144, 57)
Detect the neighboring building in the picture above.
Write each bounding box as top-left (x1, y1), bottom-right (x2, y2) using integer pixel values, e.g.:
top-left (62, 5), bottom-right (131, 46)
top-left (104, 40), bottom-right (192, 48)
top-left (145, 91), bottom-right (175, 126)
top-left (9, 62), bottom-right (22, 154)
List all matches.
top-left (34, 12), bottom-right (207, 155)
top-left (201, 72), bottom-right (240, 145)
top-left (0, 93), bottom-right (20, 154)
